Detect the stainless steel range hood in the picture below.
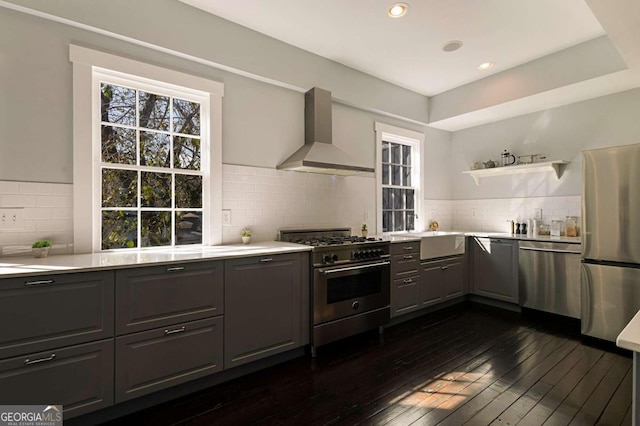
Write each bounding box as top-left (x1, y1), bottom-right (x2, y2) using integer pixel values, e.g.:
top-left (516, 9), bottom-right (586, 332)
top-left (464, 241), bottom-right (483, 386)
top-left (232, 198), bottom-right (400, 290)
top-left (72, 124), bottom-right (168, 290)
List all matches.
top-left (277, 87), bottom-right (375, 176)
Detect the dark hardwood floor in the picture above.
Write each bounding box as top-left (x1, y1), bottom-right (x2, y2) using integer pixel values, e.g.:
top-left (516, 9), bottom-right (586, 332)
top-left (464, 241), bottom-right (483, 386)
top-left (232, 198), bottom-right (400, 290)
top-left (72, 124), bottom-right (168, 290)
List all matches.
top-left (102, 304), bottom-right (632, 426)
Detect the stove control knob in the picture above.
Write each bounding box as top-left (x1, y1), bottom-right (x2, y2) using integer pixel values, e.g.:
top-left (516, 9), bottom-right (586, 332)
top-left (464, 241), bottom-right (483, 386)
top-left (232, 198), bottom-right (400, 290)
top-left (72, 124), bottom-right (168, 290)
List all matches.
top-left (352, 301), bottom-right (359, 310)
top-left (354, 252), bottom-right (361, 259)
top-left (323, 255), bottom-right (332, 263)
top-left (332, 254), bottom-right (339, 262)
top-left (366, 250), bottom-right (374, 258)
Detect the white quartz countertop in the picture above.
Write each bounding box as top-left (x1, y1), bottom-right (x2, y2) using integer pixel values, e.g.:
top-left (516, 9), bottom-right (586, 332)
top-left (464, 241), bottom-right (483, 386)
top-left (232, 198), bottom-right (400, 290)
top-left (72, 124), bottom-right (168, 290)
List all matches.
top-left (465, 232), bottom-right (582, 244)
top-left (617, 309), bottom-right (640, 352)
top-left (0, 242), bottom-right (312, 278)
top-left (384, 231), bottom-right (581, 245)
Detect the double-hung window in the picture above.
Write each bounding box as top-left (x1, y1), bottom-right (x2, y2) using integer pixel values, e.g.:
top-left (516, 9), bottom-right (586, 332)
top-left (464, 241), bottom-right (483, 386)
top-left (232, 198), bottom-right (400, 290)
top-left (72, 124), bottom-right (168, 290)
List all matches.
top-left (71, 45), bottom-right (223, 253)
top-left (99, 78), bottom-right (206, 249)
top-left (375, 123), bottom-right (423, 233)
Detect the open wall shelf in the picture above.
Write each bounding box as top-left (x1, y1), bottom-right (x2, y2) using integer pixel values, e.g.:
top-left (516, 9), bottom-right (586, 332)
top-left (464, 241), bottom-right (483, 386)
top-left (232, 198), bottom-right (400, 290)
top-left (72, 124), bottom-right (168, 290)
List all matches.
top-left (462, 160), bottom-right (570, 185)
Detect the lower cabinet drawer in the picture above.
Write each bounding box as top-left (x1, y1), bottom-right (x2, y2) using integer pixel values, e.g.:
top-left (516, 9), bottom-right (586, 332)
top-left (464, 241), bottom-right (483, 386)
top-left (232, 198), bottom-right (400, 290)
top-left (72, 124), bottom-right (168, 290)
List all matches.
top-left (0, 339), bottom-right (114, 419)
top-left (391, 275), bottom-right (420, 317)
top-left (392, 254), bottom-right (420, 277)
top-left (115, 316), bottom-right (223, 403)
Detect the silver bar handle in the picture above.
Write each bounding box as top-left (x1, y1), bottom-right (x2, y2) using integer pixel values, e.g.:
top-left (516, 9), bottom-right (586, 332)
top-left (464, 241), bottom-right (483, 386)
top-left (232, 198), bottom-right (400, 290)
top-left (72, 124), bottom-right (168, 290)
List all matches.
top-left (260, 258), bottom-right (274, 263)
top-left (519, 246), bottom-right (581, 254)
top-left (24, 353), bottom-right (56, 365)
top-left (403, 246), bottom-right (414, 251)
top-left (166, 266), bottom-right (185, 272)
top-left (441, 265), bottom-right (449, 270)
top-left (25, 279), bottom-right (55, 286)
top-left (321, 261), bottom-right (390, 275)
top-left (403, 255), bottom-right (414, 259)
top-left (403, 278), bottom-right (414, 284)
top-left (164, 326), bottom-right (186, 335)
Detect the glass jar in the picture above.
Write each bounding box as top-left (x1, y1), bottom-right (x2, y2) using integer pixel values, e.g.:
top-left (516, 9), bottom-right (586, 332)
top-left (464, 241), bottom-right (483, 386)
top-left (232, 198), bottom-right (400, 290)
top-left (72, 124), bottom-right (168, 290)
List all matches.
top-left (551, 220), bottom-right (565, 236)
top-left (537, 223), bottom-right (551, 236)
top-left (565, 216), bottom-right (578, 237)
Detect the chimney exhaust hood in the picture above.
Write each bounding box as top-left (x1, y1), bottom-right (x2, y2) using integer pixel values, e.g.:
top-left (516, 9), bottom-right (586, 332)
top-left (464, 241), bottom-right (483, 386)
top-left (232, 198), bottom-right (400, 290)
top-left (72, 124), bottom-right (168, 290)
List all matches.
top-left (276, 87), bottom-right (375, 176)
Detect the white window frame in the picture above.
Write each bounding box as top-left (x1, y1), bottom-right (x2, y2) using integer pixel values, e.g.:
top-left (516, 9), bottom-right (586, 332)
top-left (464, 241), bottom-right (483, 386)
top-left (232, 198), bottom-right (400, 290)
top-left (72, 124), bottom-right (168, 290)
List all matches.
top-left (374, 122), bottom-right (424, 234)
top-left (70, 45), bottom-right (224, 253)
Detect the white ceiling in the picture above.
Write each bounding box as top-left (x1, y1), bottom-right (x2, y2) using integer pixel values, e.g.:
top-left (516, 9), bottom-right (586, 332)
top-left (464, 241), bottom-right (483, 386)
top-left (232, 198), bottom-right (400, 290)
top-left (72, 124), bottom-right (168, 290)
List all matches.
top-left (180, 0), bottom-right (606, 96)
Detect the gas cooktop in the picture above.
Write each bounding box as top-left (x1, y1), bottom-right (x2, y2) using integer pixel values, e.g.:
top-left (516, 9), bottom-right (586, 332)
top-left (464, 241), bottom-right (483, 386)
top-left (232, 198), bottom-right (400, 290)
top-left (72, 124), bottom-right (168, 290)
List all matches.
top-left (279, 228), bottom-right (389, 266)
top-left (291, 236), bottom-right (383, 247)
top-left (279, 228), bottom-right (383, 248)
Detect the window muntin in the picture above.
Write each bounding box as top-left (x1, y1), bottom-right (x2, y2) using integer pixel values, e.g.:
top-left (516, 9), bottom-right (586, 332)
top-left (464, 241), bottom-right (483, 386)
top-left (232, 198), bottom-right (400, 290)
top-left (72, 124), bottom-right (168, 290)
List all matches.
top-left (381, 140), bottom-right (416, 232)
top-left (99, 81), bottom-right (205, 250)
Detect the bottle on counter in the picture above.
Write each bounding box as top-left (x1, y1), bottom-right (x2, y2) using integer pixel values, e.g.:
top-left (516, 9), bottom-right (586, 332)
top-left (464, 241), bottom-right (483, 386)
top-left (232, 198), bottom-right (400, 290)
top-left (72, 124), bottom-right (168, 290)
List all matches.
top-left (526, 218), bottom-right (532, 236)
top-left (509, 220), bottom-right (515, 234)
top-left (515, 223), bottom-right (521, 235)
top-left (521, 222), bottom-right (528, 235)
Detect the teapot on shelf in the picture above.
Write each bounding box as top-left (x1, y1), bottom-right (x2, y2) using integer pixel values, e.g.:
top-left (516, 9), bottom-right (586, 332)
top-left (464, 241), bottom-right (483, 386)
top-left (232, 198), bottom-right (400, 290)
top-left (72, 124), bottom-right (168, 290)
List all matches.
top-left (483, 159), bottom-right (498, 168)
top-left (501, 149), bottom-right (516, 166)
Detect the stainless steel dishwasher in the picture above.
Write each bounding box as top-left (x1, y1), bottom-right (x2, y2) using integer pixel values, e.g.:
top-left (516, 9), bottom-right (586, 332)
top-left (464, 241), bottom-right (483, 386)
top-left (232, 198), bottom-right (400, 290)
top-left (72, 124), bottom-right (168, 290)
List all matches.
top-left (518, 240), bottom-right (582, 318)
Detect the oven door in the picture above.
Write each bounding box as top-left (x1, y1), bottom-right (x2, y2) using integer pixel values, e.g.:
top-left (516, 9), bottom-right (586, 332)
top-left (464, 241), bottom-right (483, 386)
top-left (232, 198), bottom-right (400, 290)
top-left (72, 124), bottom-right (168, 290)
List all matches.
top-left (314, 260), bottom-right (390, 325)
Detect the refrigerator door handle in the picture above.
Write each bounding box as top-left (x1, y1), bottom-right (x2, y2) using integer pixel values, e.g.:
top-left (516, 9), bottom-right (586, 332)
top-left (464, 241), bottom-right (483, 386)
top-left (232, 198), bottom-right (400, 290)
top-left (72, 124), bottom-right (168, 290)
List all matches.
top-left (580, 264), bottom-right (592, 334)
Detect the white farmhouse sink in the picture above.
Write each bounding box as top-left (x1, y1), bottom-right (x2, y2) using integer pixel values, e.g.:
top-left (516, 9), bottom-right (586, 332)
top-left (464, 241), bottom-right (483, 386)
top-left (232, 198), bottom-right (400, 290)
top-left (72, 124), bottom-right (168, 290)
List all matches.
top-left (396, 231), bottom-right (466, 260)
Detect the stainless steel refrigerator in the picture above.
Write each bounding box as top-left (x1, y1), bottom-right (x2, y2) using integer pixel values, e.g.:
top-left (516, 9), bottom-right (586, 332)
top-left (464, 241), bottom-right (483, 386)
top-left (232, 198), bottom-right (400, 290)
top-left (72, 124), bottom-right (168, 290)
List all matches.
top-left (581, 143), bottom-right (640, 342)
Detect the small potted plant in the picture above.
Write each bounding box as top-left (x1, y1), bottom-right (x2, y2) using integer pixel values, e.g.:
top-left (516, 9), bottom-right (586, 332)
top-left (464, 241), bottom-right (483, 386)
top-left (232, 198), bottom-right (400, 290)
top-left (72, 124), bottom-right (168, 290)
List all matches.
top-left (361, 223), bottom-right (368, 238)
top-left (32, 240), bottom-right (51, 258)
top-left (240, 228), bottom-right (252, 244)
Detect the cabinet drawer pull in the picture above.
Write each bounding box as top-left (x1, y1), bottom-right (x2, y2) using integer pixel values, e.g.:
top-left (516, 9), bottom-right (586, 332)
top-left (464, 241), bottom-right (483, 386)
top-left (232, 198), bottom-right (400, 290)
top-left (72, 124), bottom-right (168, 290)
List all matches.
top-left (403, 246), bottom-right (414, 251)
top-left (403, 278), bottom-right (414, 284)
top-left (164, 326), bottom-right (186, 335)
top-left (166, 266), bottom-right (185, 272)
top-left (24, 353), bottom-right (56, 365)
top-left (403, 255), bottom-right (414, 260)
top-left (441, 266), bottom-right (449, 270)
top-left (260, 258), bottom-right (274, 263)
top-left (24, 279), bottom-right (55, 286)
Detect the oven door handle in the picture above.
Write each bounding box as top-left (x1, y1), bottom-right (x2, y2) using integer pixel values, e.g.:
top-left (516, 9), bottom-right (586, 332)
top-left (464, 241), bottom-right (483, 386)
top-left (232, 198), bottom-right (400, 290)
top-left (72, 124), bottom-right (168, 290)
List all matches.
top-left (320, 261), bottom-right (390, 276)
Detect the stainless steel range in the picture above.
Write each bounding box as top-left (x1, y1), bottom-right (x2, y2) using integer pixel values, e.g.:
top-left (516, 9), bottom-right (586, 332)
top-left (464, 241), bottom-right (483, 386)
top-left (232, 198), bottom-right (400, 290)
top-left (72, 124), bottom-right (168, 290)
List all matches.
top-left (279, 228), bottom-right (391, 356)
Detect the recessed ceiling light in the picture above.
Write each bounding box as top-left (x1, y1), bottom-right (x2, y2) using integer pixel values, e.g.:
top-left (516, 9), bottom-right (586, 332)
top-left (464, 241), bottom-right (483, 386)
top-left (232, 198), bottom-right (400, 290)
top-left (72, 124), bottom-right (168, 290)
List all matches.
top-left (388, 3), bottom-right (409, 18)
top-left (477, 62), bottom-right (494, 70)
top-left (442, 40), bottom-right (463, 52)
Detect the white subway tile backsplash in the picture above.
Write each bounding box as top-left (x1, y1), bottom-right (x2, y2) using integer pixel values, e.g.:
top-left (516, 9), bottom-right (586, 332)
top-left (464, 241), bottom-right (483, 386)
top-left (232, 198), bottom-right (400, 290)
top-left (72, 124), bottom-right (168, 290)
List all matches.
top-left (1, 180), bottom-right (74, 256)
top-left (0, 181), bottom-right (19, 194)
top-left (0, 194), bottom-right (37, 208)
top-left (36, 195), bottom-right (72, 208)
top-left (450, 195), bottom-right (581, 232)
top-left (18, 182), bottom-right (52, 195)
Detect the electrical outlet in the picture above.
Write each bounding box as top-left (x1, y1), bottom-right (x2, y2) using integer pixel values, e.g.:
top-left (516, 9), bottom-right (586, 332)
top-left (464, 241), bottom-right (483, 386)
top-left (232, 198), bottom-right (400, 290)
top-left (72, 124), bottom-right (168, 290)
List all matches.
top-left (222, 209), bottom-right (232, 226)
top-left (0, 208), bottom-right (24, 230)
top-left (533, 208), bottom-right (542, 220)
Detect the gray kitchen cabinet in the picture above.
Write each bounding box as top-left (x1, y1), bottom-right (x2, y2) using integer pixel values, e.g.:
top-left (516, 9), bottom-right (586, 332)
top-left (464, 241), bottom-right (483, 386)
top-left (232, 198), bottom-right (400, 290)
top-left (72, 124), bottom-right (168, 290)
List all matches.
top-left (392, 276), bottom-right (420, 316)
top-left (0, 271), bottom-right (114, 359)
top-left (0, 339), bottom-right (114, 419)
top-left (419, 256), bottom-right (465, 307)
top-left (224, 253), bottom-right (307, 369)
top-left (420, 261), bottom-right (444, 307)
top-left (390, 241), bottom-right (420, 317)
top-left (442, 257), bottom-right (465, 300)
top-left (472, 237), bottom-right (518, 303)
top-left (115, 317), bottom-right (223, 403)
top-left (115, 261), bottom-right (223, 335)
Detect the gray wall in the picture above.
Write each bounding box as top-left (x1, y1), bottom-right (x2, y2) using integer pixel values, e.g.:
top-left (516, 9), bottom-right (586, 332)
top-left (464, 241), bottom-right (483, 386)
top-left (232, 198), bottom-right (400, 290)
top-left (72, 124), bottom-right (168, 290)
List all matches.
top-left (0, 6), bottom-right (437, 185)
top-left (450, 88), bottom-right (640, 199)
